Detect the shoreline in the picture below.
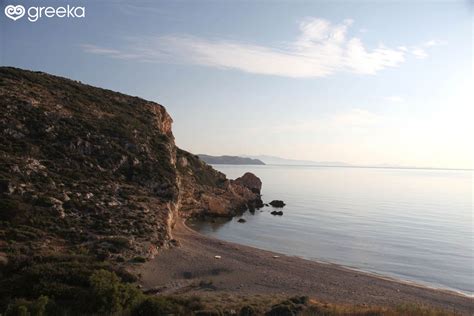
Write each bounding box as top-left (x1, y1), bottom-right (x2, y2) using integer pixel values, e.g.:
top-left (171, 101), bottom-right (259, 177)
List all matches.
top-left (187, 217), bottom-right (473, 299)
top-left (137, 219), bottom-right (473, 315)
top-left (187, 220), bottom-right (473, 299)
top-left (262, 253), bottom-right (473, 299)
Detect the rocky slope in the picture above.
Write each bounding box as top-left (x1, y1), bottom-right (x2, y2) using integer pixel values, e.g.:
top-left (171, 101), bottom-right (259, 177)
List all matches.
top-left (0, 67), bottom-right (262, 305)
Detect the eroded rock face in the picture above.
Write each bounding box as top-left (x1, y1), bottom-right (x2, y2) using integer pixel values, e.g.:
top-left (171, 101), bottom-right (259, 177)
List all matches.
top-left (0, 67), bottom-right (181, 261)
top-left (175, 150), bottom-right (263, 218)
top-left (0, 67), bottom-right (262, 263)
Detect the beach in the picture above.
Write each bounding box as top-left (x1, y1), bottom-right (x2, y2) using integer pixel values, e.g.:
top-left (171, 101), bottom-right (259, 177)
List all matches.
top-left (138, 220), bottom-right (473, 315)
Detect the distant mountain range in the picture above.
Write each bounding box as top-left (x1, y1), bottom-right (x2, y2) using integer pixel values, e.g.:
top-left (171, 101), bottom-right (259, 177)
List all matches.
top-left (198, 154), bottom-right (468, 170)
top-left (199, 154), bottom-right (351, 167)
top-left (240, 155), bottom-right (469, 170)
top-left (241, 155), bottom-right (351, 166)
top-left (198, 154), bottom-right (265, 165)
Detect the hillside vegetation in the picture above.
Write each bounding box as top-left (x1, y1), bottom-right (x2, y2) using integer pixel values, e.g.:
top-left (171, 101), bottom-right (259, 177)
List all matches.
top-left (0, 68), bottom-right (461, 315)
top-left (0, 67), bottom-right (261, 313)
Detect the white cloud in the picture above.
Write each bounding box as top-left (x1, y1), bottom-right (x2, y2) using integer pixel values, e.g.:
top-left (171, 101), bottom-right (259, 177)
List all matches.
top-left (82, 18), bottom-right (440, 78)
top-left (81, 44), bottom-right (150, 60)
top-left (244, 109), bottom-right (382, 135)
top-left (383, 96), bottom-right (405, 103)
top-left (326, 109), bottom-right (380, 127)
top-left (406, 39), bottom-right (446, 59)
top-left (81, 44), bottom-right (122, 56)
top-left (411, 48), bottom-right (428, 59)
top-left (423, 39), bottom-right (447, 47)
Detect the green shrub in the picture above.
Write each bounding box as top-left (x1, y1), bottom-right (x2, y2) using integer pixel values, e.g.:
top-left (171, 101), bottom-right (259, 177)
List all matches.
top-left (5, 296), bottom-right (49, 316)
top-left (170, 295), bottom-right (205, 311)
top-left (240, 305), bottom-right (257, 316)
top-left (0, 198), bottom-right (19, 221)
top-left (89, 269), bottom-right (143, 314)
top-left (131, 297), bottom-right (185, 316)
top-left (133, 256), bottom-right (147, 263)
top-left (106, 236), bottom-right (131, 250)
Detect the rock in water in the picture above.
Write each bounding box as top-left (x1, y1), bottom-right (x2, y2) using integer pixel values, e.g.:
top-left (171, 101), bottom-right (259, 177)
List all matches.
top-left (269, 200), bottom-right (286, 208)
top-left (237, 218), bottom-right (247, 223)
top-left (233, 172), bottom-right (262, 194)
top-left (270, 211), bottom-right (283, 216)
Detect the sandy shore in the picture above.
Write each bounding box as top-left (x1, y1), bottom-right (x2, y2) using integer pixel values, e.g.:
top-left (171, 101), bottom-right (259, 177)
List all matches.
top-left (138, 220), bottom-right (473, 315)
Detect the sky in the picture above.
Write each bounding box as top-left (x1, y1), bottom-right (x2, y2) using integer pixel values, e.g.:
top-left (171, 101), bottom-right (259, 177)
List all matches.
top-left (1, 0), bottom-right (472, 169)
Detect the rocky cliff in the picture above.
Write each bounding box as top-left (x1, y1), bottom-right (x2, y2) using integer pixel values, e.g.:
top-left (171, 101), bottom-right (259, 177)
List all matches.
top-left (0, 67), bottom-right (262, 267)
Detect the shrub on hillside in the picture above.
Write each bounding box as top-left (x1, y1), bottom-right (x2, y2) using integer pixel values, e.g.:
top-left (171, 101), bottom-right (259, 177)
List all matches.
top-left (131, 297), bottom-right (186, 316)
top-left (4, 296), bottom-right (49, 316)
top-left (89, 269), bottom-right (143, 314)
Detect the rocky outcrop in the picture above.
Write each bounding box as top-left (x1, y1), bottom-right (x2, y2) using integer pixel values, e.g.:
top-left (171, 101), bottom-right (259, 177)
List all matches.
top-left (233, 172), bottom-right (262, 194)
top-left (0, 67), bottom-right (262, 264)
top-left (175, 150), bottom-right (262, 218)
top-left (270, 200), bottom-right (286, 208)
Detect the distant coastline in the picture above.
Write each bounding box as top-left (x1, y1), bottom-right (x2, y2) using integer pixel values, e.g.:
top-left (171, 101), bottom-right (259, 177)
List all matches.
top-left (239, 155), bottom-right (472, 171)
top-left (260, 163), bottom-right (473, 172)
top-left (198, 154), bottom-right (265, 165)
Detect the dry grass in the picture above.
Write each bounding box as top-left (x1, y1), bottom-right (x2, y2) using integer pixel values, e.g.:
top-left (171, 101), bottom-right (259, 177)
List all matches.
top-left (173, 293), bottom-right (462, 316)
top-left (301, 301), bottom-right (461, 315)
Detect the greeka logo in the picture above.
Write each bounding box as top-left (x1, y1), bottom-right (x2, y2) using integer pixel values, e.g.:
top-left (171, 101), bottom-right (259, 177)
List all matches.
top-left (4, 4), bottom-right (85, 22)
top-left (4, 5), bottom-right (25, 21)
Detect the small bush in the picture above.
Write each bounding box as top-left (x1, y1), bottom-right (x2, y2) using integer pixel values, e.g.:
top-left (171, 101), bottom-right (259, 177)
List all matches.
top-left (89, 269), bottom-right (143, 314)
top-left (5, 296), bottom-right (49, 316)
top-left (240, 305), bottom-right (257, 316)
top-left (131, 297), bottom-right (185, 316)
top-left (133, 256), bottom-right (147, 263)
top-left (0, 198), bottom-right (20, 221)
top-left (169, 295), bottom-right (205, 311)
top-left (104, 236), bottom-right (131, 250)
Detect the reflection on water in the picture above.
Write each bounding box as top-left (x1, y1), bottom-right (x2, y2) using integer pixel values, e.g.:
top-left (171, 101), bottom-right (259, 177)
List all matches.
top-left (189, 165), bottom-right (473, 295)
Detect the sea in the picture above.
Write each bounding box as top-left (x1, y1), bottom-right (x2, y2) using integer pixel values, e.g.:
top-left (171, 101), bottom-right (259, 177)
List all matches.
top-left (188, 164), bottom-right (473, 296)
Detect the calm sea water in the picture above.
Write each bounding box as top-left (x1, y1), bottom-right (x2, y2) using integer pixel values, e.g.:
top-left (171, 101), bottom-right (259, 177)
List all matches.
top-left (188, 165), bottom-right (473, 295)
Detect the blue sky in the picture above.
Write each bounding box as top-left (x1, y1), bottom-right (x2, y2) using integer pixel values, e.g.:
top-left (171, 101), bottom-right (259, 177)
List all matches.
top-left (1, 0), bottom-right (472, 168)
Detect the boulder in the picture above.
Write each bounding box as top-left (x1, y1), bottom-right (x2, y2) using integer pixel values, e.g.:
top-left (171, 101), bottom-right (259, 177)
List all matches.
top-left (237, 218), bottom-right (246, 223)
top-left (234, 172), bottom-right (262, 194)
top-left (270, 211), bottom-right (283, 216)
top-left (269, 200), bottom-right (285, 208)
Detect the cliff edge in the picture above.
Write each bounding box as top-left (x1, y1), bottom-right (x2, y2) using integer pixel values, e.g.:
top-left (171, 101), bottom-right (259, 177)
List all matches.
top-left (0, 67), bottom-right (261, 306)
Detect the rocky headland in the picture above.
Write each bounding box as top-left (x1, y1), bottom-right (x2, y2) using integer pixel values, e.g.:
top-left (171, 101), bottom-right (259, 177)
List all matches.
top-left (0, 67), bottom-right (471, 315)
top-left (0, 67), bottom-right (263, 312)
